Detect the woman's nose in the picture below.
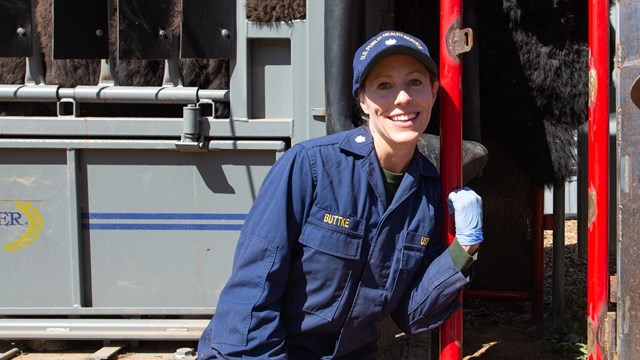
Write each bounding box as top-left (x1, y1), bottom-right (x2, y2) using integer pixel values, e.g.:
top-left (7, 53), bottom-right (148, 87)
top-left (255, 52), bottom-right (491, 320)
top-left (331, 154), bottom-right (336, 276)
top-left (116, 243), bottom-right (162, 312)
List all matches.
top-left (395, 89), bottom-right (412, 105)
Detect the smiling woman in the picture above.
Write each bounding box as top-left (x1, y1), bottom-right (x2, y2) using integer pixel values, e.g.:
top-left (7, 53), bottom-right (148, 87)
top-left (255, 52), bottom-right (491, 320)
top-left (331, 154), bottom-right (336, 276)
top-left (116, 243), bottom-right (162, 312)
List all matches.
top-left (198, 30), bottom-right (484, 360)
top-left (351, 31), bottom-right (440, 174)
top-left (358, 54), bottom-right (439, 173)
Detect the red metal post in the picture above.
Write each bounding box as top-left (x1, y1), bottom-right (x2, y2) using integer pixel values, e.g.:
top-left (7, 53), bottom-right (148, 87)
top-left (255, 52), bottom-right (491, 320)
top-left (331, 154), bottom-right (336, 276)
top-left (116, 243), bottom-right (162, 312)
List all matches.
top-left (587, 0), bottom-right (609, 358)
top-left (439, 0), bottom-right (463, 358)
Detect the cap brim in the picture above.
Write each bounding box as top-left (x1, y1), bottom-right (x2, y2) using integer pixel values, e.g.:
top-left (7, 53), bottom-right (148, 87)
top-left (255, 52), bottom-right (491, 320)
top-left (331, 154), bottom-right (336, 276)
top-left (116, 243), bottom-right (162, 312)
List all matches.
top-left (359, 45), bottom-right (439, 86)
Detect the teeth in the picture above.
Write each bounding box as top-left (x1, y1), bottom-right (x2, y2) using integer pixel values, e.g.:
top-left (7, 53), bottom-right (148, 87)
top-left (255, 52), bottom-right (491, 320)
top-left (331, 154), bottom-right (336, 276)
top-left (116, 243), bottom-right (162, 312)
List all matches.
top-left (389, 113), bottom-right (417, 121)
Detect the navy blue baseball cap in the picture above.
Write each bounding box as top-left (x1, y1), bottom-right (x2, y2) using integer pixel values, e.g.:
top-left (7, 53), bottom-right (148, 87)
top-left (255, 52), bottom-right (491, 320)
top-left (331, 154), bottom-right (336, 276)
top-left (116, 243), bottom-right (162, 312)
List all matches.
top-left (352, 30), bottom-right (438, 98)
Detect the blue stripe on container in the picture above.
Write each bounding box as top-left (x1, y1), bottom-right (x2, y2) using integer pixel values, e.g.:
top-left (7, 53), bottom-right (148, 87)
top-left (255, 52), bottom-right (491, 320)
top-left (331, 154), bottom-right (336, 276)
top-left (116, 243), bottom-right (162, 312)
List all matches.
top-left (83, 223), bottom-right (244, 231)
top-left (82, 213), bottom-right (247, 220)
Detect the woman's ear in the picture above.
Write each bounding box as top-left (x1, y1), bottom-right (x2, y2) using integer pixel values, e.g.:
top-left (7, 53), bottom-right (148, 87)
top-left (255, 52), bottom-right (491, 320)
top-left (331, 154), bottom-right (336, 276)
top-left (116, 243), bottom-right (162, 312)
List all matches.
top-left (431, 81), bottom-right (440, 103)
top-left (358, 92), bottom-right (370, 115)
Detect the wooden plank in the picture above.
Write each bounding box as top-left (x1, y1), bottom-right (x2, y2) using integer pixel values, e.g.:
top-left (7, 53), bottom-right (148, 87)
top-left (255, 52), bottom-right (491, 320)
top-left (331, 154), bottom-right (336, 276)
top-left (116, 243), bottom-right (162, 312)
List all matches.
top-left (89, 344), bottom-right (125, 360)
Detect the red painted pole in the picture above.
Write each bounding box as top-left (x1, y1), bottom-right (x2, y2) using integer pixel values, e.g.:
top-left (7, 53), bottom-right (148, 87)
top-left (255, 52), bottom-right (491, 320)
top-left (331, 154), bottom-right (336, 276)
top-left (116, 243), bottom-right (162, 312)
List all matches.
top-left (587, 0), bottom-right (609, 357)
top-left (439, 0), bottom-right (463, 357)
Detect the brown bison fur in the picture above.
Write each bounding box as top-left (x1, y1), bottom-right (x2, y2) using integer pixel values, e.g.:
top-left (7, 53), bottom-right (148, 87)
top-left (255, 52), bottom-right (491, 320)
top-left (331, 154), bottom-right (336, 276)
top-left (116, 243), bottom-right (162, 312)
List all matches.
top-left (0, 58), bottom-right (26, 84)
top-left (245, 0), bottom-right (306, 22)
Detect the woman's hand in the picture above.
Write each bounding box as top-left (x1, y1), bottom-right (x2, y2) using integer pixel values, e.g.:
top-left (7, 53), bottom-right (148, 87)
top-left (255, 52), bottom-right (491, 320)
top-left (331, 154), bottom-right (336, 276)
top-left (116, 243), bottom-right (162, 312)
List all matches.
top-left (447, 187), bottom-right (484, 249)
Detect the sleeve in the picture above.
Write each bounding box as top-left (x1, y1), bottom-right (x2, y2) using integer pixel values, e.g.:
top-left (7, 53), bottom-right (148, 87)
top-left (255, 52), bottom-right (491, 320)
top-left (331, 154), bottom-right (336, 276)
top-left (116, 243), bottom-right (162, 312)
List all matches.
top-left (197, 145), bottom-right (315, 359)
top-left (390, 193), bottom-right (472, 335)
top-left (448, 238), bottom-right (477, 276)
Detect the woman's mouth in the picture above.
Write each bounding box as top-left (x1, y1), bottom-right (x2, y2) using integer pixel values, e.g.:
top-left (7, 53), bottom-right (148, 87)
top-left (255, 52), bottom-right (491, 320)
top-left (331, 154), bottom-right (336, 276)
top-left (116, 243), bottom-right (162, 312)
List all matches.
top-left (389, 113), bottom-right (418, 122)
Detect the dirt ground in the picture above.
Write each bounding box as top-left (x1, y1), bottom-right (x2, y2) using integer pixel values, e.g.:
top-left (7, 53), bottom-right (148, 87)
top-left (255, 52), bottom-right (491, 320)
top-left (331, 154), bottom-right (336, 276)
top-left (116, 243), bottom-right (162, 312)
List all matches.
top-left (380, 220), bottom-right (586, 360)
top-left (464, 220), bottom-right (585, 360)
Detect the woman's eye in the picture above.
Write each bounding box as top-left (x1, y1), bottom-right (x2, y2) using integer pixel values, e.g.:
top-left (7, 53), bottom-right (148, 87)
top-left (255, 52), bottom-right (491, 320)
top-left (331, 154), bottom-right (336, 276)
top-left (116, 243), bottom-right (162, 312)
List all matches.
top-left (376, 82), bottom-right (392, 90)
top-left (408, 78), bottom-right (423, 87)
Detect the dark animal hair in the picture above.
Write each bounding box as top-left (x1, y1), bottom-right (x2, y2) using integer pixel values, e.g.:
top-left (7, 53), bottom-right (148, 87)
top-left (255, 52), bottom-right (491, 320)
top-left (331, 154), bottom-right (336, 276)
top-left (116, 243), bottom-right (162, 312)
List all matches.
top-left (0, 58), bottom-right (26, 85)
top-left (245, 0), bottom-right (306, 22)
top-left (476, 0), bottom-right (588, 185)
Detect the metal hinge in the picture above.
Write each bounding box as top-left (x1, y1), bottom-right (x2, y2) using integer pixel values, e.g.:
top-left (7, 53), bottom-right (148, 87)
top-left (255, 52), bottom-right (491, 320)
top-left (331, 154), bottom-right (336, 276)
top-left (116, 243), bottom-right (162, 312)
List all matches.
top-left (175, 104), bottom-right (207, 152)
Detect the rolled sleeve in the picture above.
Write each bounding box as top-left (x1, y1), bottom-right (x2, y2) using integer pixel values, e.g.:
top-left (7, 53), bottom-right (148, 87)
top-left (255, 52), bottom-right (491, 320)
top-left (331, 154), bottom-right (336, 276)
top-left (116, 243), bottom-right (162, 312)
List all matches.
top-left (448, 238), bottom-right (477, 276)
top-left (391, 247), bottom-right (470, 335)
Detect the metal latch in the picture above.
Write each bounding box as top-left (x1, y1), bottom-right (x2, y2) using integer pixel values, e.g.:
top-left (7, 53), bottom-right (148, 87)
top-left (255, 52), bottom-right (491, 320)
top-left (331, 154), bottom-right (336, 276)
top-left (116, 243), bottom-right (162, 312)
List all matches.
top-left (447, 27), bottom-right (473, 57)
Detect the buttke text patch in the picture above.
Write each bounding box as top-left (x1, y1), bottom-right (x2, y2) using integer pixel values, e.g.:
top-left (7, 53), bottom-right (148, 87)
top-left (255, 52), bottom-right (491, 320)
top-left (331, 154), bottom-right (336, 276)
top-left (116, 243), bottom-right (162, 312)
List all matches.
top-left (323, 213), bottom-right (350, 228)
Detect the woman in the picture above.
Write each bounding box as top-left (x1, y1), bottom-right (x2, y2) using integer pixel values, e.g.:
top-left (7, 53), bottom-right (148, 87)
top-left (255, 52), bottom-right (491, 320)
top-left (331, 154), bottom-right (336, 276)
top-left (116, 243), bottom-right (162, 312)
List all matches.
top-left (198, 30), bottom-right (483, 359)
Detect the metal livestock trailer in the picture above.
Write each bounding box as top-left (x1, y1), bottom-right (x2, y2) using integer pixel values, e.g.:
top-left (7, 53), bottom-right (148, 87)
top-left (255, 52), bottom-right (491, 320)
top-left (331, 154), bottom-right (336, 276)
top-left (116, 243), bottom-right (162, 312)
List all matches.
top-left (0, 0), bottom-right (326, 356)
top-left (0, 0), bottom-right (638, 359)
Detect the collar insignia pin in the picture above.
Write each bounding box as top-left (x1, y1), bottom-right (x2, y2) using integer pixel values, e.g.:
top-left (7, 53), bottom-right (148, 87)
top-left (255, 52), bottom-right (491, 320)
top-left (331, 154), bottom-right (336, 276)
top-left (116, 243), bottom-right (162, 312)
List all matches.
top-left (354, 135), bottom-right (366, 143)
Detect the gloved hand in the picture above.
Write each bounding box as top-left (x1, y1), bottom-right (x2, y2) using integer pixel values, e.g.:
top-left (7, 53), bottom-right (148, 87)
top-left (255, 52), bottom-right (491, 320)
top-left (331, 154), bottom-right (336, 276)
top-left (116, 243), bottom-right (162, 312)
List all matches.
top-left (447, 187), bottom-right (484, 246)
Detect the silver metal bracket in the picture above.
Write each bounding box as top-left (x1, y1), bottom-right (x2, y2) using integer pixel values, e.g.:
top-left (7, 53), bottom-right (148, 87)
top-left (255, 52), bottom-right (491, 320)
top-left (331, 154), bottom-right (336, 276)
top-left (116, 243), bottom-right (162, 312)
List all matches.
top-left (175, 136), bottom-right (207, 152)
top-left (57, 98), bottom-right (78, 117)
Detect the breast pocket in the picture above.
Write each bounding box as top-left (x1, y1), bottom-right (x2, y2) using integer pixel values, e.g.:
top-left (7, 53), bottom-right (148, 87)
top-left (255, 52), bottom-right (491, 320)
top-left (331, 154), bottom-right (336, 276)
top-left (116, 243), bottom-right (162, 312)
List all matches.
top-left (401, 231), bottom-right (431, 270)
top-left (388, 231), bottom-right (430, 296)
top-left (294, 208), bottom-right (364, 321)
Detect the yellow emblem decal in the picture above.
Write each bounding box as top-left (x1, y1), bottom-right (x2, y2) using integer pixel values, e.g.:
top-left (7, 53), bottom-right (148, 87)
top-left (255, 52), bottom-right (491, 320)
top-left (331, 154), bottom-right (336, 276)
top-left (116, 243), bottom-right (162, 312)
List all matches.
top-left (2, 202), bottom-right (44, 253)
top-left (420, 236), bottom-right (430, 246)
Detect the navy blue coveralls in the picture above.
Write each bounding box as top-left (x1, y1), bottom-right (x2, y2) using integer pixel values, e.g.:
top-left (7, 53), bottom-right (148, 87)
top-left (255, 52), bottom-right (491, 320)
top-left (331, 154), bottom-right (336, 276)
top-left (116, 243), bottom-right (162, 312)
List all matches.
top-left (198, 126), bottom-right (470, 359)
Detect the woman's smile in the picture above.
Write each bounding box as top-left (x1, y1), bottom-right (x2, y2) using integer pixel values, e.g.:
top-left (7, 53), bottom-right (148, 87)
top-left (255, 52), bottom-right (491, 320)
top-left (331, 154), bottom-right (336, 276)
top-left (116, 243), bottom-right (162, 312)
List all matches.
top-left (388, 112), bottom-right (419, 122)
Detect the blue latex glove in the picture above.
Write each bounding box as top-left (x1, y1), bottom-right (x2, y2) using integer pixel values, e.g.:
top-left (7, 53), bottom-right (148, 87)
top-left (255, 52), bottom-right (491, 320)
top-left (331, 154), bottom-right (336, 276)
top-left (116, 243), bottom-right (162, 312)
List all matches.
top-left (447, 187), bottom-right (484, 246)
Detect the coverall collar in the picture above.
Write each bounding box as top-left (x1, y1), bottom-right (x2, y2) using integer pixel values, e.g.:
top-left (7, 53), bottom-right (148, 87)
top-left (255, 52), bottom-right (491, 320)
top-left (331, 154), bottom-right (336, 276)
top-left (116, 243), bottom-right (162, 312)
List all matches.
top-left (338, 126), bottom-right (439, 179)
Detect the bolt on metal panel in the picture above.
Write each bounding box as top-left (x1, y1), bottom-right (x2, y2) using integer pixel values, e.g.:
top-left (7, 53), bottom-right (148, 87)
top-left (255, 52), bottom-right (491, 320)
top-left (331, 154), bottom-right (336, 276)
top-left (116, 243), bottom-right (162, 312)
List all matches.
top-left (0, 0), bottom-right (32, 57)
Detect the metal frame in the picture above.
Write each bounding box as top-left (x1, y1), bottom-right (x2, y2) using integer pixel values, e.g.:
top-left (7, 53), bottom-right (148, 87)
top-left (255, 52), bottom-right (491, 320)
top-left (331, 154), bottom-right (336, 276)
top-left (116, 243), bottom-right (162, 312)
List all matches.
top-left (0, 319), bottom-right (209, 340)
top-left (0, 85), bottom-right (227, 104)
top-left (0, 0), bottom-right (321, 340)
top-left (615, 0), bottom-right (640, 358)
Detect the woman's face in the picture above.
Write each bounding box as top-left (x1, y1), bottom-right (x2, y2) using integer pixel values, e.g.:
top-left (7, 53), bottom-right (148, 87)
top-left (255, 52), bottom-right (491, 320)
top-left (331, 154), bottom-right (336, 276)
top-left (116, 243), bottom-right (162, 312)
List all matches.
top-left (359, 54), bottom-right (439, 152)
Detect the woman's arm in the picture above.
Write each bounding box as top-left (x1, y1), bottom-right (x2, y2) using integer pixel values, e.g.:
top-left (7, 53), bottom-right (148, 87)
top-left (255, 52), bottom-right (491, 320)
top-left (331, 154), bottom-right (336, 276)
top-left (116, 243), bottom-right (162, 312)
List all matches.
top-left (198, 145), bottom-right (315, 359)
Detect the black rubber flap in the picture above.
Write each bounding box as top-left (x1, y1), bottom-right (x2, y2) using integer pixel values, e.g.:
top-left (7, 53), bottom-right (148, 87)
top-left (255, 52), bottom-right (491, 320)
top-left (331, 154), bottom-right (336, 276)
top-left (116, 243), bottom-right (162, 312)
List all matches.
top-left (53, 0), bottom-right (109, 59)
top-left (0, 0), bottom-right (33, 57)
top-left (181, 0), bottom-right (235, 59)
top-left (118, 0), bottom-right (173, 59)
